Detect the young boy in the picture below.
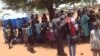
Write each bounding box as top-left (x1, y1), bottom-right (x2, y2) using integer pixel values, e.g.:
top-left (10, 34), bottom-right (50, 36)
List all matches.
top-left (22, 24), bottom-right (28, 47)
top-left (6, 26), bottom-right (14, 49)
top-left (3, 28), bottom-right (8, 43)
top-left (46, 21), bottom-right (55, 47)
top-left (35, 21), bottom-right (41, 43)
top-left (90, 23), bottom-right (100, 56)
top-left (27, 23), bottom-right (35, 53)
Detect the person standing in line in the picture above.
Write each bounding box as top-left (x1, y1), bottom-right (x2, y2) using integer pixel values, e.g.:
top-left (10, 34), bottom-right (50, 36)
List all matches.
top-left (27, 23), bottom-right (35, 53)
top-left (6, 26), bottom-right (14, 49)
top-left (76, 9), bottom-right (83, 42)
top-left (80, 10), bottom-right (90, 41)
top-left (41, 13), bottom-right (49, 42)
top-left (59, 10), bottom-right (67, 40)
top-left (66, 12), bottom-right (78, 56)
top-left (30, 14), bottom-right (36, 41)
top-left (33, 14), bottom-right (40, 42)
top-left (22, 24), bottom-right (28, 47)
top-left (6, 19), bottom-right (14, 49)
top-left (47, 21), bottom-right (55, 47)
top-left (52, 13), bottom-right (66, 56)
top-left (60, 10), bottom-right (66, 21)
top-left (96, 9), bottom-right (100, 26)
top-left (90, 23), bottom-right (100, 56)
top-left (3, 28), bottom-right (8, 43)
top-left (88, 10), bottom-right (96, 31)
top-left (96, 9), bottom-right (100, 20)
top-left (35, 21), bottom-right (41, 43)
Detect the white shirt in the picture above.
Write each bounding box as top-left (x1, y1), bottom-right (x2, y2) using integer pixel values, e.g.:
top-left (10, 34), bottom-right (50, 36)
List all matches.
top-left (49, 22), bottom-right (53, 32)
top-left (90, 29), bottom-right (100, 49)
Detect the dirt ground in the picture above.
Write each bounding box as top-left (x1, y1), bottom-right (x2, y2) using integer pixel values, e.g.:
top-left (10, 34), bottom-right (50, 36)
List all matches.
top-left (0, 28), bottom-right (93, 56)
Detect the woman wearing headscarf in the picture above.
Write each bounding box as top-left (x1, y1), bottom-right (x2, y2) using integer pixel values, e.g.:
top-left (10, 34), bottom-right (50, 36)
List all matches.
top-left (41, 13), bottom-right (49, 42)
top-left (80, 11), bottom-right (90, 39)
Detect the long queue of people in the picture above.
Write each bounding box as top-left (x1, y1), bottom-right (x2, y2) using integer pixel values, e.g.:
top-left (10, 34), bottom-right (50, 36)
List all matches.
top-left (3, 7), bottom-right (100, 56)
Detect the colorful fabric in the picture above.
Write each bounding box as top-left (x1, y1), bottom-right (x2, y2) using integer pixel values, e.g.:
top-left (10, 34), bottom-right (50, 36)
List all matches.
top-left (46, 29), bottom-right (55, 41)
top-left (66, 17), bottom-right (78, 36)
top-left (35, 23), bottom-right (41, 34)
top-left (90, 29), bottom-right (100, 50)
top-left (27, 26), bottom-right (33, 36)
top-left (80, 15), bottom-right (89, 37)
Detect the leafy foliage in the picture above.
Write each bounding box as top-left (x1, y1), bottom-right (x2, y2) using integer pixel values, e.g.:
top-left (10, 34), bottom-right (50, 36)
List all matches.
top-left (2, 0), bottom-right (70, 10)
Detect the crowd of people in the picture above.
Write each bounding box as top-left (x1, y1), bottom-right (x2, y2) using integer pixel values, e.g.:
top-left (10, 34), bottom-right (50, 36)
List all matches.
top-left (2, 6), bottom-right (100, 56)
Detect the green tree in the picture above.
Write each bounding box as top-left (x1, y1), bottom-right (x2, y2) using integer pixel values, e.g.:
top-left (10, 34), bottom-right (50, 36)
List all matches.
top-left (2, 0), bottom-right (83, 20)
top-left (2, 0), bottom-right (35, 11)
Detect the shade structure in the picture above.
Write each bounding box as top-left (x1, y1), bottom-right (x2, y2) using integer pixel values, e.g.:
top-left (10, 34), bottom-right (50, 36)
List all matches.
top-left (2, 13), bottom-right (29, 29)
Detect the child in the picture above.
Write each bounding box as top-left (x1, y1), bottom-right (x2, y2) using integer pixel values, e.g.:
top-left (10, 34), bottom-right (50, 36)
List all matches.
top-left (46, 21), bottom-right (55, 47)
top-left (3, 28), bottom-right (8, 43)
top-left (6, 26), bottom-right (14, 49)
top-left (35, 21), bottom-right (41, 43)
top-left (27, 23), bottom-right (35, 53)
top-left (22, 24), bottom-right (28, 47)
top-left (90, 23), bottom-right (100, 56)
top-left (66, 12), bottom-right (78, 56)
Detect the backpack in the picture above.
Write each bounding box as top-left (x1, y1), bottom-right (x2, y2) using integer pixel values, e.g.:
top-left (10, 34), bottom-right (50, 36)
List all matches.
top-left (67, 17), bottom-right (77, 36)
top-left (66, 18), bottom-right (80, 44)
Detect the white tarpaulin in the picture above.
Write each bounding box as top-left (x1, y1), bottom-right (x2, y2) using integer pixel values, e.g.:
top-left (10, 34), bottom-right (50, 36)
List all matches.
top-left (2, 12), bottom-right (28, 20)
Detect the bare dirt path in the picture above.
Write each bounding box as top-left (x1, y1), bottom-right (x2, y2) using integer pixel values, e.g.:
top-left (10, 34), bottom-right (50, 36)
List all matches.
top-left (0, 28), bottom-right (92, 56)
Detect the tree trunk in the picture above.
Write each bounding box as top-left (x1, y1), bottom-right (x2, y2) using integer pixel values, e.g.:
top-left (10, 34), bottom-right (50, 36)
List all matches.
top-left (47, 5), bottom-right (55, 21)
